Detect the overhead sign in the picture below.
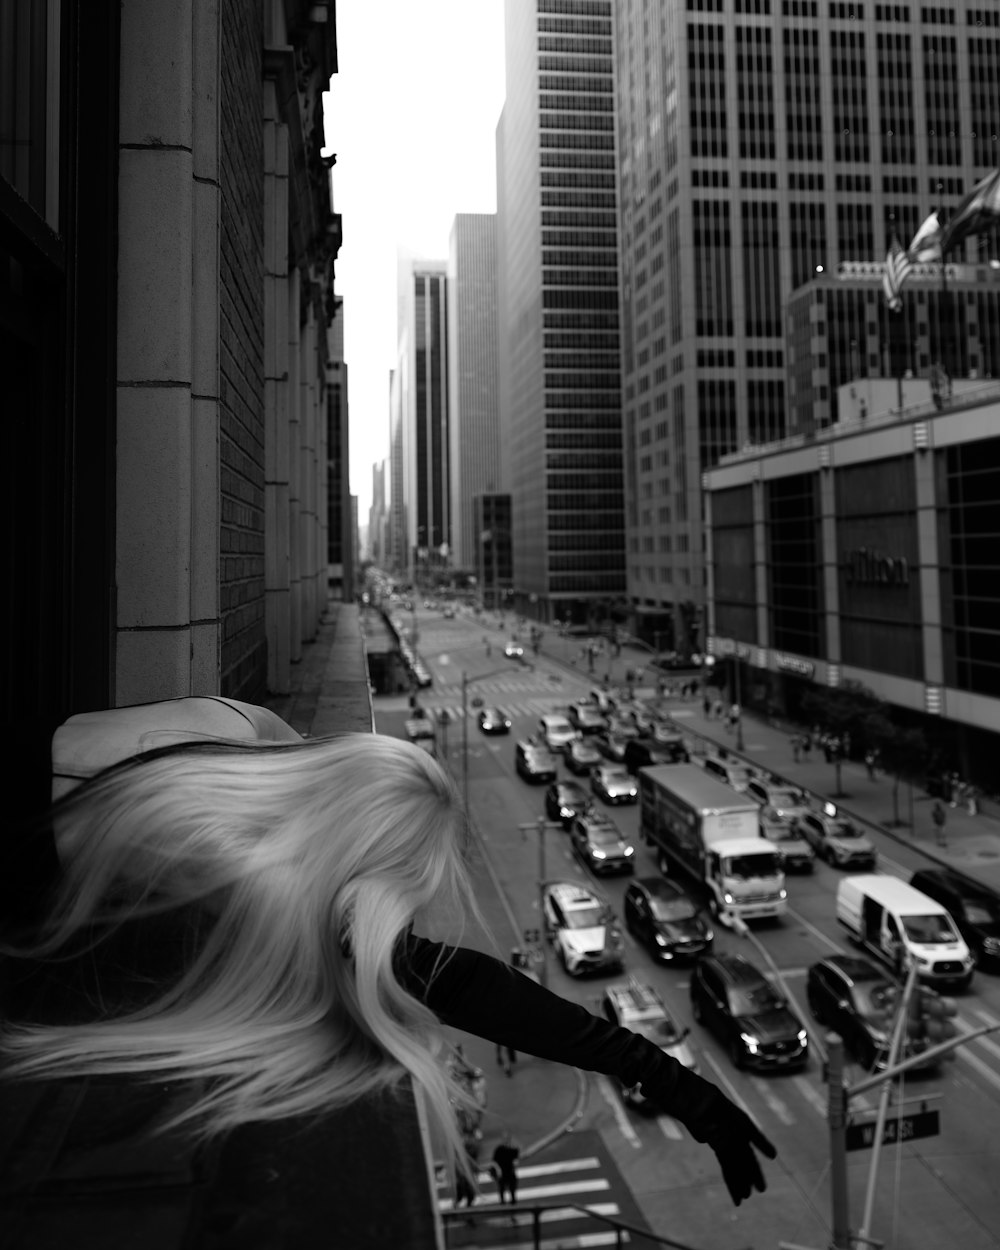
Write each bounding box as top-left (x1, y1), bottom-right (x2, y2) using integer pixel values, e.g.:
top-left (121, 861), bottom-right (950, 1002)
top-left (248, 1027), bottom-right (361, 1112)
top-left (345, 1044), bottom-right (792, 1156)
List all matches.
top-left (845, 1109), bottom-right (940, 1152)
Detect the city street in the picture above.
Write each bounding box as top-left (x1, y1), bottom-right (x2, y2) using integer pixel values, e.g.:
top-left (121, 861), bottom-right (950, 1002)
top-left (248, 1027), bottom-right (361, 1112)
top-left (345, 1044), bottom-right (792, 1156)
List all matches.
top-left (376, 601), bottom-right (1000, 1250)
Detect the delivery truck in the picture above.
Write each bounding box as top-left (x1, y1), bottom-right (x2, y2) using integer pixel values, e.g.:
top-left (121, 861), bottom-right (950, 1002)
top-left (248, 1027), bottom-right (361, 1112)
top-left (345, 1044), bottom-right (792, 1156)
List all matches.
top-left (835, 875), bottom-right (975, 989)
top-left (638, 764), bottom-right (787, 923)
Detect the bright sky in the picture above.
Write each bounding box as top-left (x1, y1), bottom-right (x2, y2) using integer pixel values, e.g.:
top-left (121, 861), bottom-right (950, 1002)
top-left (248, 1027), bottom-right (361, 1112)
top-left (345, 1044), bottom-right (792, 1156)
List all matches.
top-left (324, 0), bottom-right (507, 520)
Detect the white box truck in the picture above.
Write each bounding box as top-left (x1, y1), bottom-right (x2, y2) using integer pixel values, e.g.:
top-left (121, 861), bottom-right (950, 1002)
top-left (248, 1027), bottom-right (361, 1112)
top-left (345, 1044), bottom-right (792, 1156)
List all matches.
top-left (638, 764), bottom-right (787, 923)
top-left (836, 875), bottom-right (975, 989)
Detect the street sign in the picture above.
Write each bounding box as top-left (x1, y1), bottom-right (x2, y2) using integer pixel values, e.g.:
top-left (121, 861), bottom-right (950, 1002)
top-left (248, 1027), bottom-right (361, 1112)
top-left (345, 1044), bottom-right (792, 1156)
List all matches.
top-left (845, 1109), bottom-right (940, 1152)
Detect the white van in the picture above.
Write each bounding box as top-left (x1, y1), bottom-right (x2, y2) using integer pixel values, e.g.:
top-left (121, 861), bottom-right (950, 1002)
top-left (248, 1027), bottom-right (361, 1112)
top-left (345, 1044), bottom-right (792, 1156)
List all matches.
top-left (836, 875), bottom-right (974, 989)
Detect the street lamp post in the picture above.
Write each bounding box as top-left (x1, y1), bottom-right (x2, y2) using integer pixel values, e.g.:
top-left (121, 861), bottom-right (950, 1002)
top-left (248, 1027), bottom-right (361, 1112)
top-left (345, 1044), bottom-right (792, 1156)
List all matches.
top-left (734, 651), bottom-right (745, 752)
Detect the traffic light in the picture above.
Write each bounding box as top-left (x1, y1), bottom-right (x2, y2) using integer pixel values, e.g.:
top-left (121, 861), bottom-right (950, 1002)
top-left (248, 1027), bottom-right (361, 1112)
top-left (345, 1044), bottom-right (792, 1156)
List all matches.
top-left (909, 986), bottom-right (959, 1058)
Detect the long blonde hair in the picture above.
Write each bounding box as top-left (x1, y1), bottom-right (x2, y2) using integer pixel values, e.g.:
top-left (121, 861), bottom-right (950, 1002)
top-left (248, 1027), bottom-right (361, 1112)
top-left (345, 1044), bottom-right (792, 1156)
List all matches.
top-left (1, 733), bottom-right (481, 1162)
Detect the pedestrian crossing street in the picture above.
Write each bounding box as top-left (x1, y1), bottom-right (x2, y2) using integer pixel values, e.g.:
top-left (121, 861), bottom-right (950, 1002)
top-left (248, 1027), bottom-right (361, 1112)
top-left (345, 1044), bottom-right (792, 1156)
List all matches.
top-left (438, 1130), bottom-right (656, 1248)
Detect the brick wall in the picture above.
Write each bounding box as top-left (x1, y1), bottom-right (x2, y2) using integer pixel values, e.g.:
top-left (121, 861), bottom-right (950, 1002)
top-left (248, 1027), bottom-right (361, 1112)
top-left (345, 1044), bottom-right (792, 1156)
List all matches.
top-left (219, 1), bottom-right (267, 702)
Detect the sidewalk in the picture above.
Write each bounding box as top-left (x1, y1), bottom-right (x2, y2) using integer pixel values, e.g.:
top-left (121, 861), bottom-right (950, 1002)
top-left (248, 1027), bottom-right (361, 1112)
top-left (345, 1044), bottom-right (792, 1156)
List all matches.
top-left (527, 619), bottom-right (1000, 897)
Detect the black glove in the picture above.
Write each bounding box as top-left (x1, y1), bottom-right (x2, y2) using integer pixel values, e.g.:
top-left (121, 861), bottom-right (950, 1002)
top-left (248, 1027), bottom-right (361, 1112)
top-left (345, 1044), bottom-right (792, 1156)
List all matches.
top-left (703, 1103), bottom-right (777, 1205)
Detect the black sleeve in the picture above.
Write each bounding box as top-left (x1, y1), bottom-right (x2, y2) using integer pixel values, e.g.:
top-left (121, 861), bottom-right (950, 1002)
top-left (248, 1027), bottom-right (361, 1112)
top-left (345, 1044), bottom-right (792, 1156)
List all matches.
top-left (400, 933), bottom-right (737, 1142)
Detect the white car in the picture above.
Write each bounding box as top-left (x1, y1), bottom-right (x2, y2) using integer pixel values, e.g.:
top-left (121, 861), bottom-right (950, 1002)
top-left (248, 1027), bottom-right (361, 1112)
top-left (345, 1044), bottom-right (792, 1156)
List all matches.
top-left (543, 881), bottom-right (625, 977)
top-left (504, 640), bottom-right (524, 659)
top-left (539, 713), bottom-right (576, 752)
top-left (591, 763), bottom-right (638, 805)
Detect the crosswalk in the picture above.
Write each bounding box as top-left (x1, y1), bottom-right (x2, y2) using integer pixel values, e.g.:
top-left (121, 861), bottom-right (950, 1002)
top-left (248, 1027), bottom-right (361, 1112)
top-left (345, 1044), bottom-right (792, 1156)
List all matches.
top-left (437, 1130), bottom-right (657, 1248)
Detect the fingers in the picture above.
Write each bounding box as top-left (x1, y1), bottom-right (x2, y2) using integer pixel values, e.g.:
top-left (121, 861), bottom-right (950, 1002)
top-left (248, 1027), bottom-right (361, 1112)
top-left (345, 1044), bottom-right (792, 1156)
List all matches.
top-left (749, 1125), bottom-right (778, 1160)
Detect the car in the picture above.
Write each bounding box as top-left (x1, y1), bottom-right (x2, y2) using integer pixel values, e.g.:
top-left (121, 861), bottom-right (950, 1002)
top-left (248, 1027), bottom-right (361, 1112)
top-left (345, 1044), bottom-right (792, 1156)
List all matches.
top-left (514, 739), bottom-right (559, 784)
top-left (794, 803), bottom-right (877, 869)
top-left (590, 763), bottom-right (638, 805)
top-left (404, 711), bottom-right (435, 742)
top-left (588, 688), bottom-right (617, 714)
top-left (569, 810), bottom-right (636, 875)
top-left (650, 719), bottom-right (687, 746)
top-left (909, 869), bottom-right (1000, 972)
top-left (745, 777), bottom-right (812, 823)
top-left (504, 640), bottom-right (524, 659)
top-left (689, 953), bottom-right (809, 1071)
top-left (565, 736), bottom-right (603, 775)
top-left (545, 780), bottom-right (590, 827)
top-left (605, 716), bottom-right (640, 741)
top-left (759, 808), bottom-right (816, 873)
top-left (542, 881), bottom-right (625, 977)
top-left (539, 713), bottom-right (576, 753)
top-left (623, 877), bottom-right (714, 962)
top-left (623, 736), bottom-right (689, 774)
top-left (567, 703), bottom-right (608, 734)
top-left (442, 606), bottom-right (455, 619)
top-left (593, 733), bottom-right (629, 763)
top-left (478, 706), bottom-right (511, 735)
top-left (703, 756), bottom-right (756, 792)
top-left (806, 954), bottom-right (940, 1071)
top-left (601, 981), bottom-right (698, 1104)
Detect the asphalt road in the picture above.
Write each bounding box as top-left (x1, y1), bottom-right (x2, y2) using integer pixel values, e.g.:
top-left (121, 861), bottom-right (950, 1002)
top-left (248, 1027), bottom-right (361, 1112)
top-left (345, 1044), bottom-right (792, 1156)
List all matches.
top-left (378, 603), bottom-right (1000, 1250)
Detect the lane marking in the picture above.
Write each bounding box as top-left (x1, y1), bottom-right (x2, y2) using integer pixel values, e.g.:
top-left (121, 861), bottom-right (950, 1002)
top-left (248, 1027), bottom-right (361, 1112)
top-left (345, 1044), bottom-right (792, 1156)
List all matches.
top-left (792, 1074), bottom-right (830, 1118)
top-left (750, 1075), bottom-right (796, 1126)
top-left (657, 1115), bottom-right (684, 1141)
top-left (596, 1074), bottom-right (642, 1148)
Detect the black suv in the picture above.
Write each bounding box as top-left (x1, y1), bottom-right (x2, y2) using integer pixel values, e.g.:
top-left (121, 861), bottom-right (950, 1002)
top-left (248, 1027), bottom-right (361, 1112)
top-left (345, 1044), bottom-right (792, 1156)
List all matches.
top-left (623, 877), bottom-right (713, 962)
top-left (910, 868), bottom-right (1000, 973)
top-left (623, 735), bottom-right (689, 774)
top-left (806, 954), bottom-right (939, 1072)
top-left (689, 953), bottom-right (808, 1071)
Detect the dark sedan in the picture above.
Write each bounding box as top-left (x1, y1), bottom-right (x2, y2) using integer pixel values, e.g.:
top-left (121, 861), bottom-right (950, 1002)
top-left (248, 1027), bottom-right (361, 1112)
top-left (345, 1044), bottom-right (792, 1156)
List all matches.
top-left (478, 706), bottom-right (511, 735)
top-left (545, 780), bottom-right (590, 827)
top-left (565, 736), bottom-right (603, 775)
top-left (569, 812), bottom-right (635, 876)
top-left (623, 877), bottom-right (713, 962)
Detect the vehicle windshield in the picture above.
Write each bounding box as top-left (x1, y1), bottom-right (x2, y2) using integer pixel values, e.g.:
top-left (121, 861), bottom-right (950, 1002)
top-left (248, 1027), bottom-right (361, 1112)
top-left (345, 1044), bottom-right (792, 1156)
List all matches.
top-left (830, 821), bottom-right (862, 839)
top-left (726, 853), bottom-right (779, 878)
top-left (965, 899), bottom-right (1000, 925)
top-left (902, 913), bottom-right (959, 944)
top-left (730, 982), bottom-right (785, 1016)
top-left (547, 719), bottom-right (572, 733)
top-left (771, 789), bottom-right (804, 808)
top-left (564, 906), bottom-right (606, 929)
top-left (606, 768), bottom-right (631, 784)
top-left (592, 828), bottom-right (624, 847)
top-left (649, 896), bottom-right (697, 921)
top-left (769, 826), bottom-right (802, 844)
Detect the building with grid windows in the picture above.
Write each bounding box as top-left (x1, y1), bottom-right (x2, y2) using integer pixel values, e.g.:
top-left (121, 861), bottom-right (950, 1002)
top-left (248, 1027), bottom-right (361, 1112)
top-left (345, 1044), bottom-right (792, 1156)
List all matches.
top-left (448, 215), bottom-right (503, 572)
top-left (704, 383), bottom-right (1000, 787)
top-left (396, 259), bottom-right (451, 585)
top-left (497, 0), bottom-right (627, 625)
top-left (613, 0), bottom-right (1000, 656)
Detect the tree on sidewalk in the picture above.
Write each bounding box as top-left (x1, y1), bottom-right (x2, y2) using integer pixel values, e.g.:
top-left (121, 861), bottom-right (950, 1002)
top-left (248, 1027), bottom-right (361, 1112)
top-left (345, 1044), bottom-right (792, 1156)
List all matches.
top-left (864, 714), bottom-right (931, 828)
top-left (800, 681), bottom-right (885, 797)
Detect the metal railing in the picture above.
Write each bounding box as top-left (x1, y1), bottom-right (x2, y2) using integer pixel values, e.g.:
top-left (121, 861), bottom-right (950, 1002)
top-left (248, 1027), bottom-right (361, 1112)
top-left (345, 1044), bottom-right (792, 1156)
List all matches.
top-left (441, 1200), bottom-right (741, 1250)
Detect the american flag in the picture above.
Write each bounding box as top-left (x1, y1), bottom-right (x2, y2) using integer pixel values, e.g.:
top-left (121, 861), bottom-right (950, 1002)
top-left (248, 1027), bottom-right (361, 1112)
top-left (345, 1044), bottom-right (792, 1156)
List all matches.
top-left (882, 236), bottom-right (911, 312)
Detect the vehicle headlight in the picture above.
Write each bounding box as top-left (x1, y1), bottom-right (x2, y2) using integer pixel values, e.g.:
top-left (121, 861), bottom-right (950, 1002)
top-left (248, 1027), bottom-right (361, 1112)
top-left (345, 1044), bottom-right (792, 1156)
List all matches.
top-left (914, 955), bottom-right (932, 968)
top-left (739, 1032), bottom-right (760, 1053)
top-left (703, 928), bottom-right (715, 943)
top-left (591, 848), bottom-right (607, 859)
top-left (723, 892), bottom-right (735, 904)
top-left (983, 937), bottom-right (1000, 953)
top-left (797, 1029), bottom-right (809, 1046)
top-left (624, 845), bottom-right (635, 856)
top-left (655, 933), bottom-right (668, 946)
top-left (779, 889), bottom-right (787, 900)
top-left (560, 805), bottom-right (572, 817)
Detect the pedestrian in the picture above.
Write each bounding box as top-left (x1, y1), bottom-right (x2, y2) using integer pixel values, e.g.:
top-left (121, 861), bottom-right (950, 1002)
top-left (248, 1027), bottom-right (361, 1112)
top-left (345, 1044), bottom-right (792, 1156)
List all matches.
top-left (932, 798), bottom-right (947, 847)
top-left (728, 703), bottom-right (741, 732)
top-left (713, 698), bottom-right (725, 721)
top-left (802, 732), bottom-right (812, 760)
top-left (703, 692), bottom-right (712, 718)
top-left (454, 1126), bottom-right (482, 1221)
top-left (495, 1042), bottom-right (517, 1076)
top-left (864, 748), bottom-right (878, 781)
top-left (492, 1131), bottom-right (521, 1207)
top-left (792, 736), bottom-right (801, 763)
top-left (1, 697), bottom-right (776, 1210)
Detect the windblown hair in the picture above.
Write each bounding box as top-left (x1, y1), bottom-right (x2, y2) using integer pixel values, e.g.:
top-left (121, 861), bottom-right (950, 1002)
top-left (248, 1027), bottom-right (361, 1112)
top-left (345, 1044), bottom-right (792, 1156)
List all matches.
top-left (1, 733), bottom-right (482, 1163)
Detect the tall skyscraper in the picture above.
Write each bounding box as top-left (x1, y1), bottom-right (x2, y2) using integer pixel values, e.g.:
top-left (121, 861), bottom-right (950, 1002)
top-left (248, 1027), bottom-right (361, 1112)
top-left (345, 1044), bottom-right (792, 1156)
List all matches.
top-left (448, 214), bottom-right (502, 572)
top-left (613, 0), bottom-right (1000, 654)
top-left (396, 257), bottom-right (450, 585)
top-left (498, 0), bottom-right (627, 626)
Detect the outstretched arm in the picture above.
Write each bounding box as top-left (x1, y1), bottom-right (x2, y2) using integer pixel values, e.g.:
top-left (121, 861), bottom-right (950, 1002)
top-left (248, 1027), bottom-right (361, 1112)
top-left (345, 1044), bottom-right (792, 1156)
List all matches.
top-left (401, 934), bottom-right (777, 1205)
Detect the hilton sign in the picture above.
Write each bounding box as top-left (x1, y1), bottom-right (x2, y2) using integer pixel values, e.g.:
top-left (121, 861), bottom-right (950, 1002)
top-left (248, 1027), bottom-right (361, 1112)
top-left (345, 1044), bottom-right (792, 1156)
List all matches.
top-left (844, 546), bottom-right (910, 588)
